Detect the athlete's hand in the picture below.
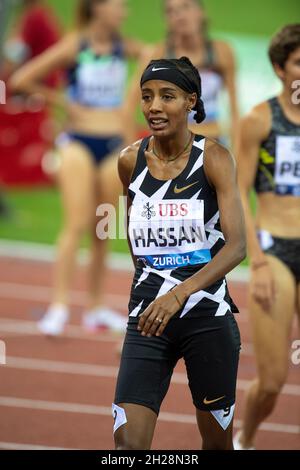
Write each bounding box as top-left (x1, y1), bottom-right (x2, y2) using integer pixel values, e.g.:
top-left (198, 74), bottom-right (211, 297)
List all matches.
top-left (250, 263), bottom-right (276, 312)
top-left (138, 290), bottom-right (183, 337)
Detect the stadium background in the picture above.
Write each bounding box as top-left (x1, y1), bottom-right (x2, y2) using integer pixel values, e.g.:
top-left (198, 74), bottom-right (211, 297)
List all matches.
top-left (0, 0), bottom-right (299, 251)
top-left (0, 0), bottom-right (299, 452)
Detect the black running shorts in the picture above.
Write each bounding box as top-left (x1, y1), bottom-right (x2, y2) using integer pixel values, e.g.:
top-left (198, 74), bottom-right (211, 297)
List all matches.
top-left (114, 313), bottom-right (241, 415)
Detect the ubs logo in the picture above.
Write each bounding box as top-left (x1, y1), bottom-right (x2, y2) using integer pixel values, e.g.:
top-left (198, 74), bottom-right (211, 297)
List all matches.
top-left (141, 202), bottom-right (156, 220)
top-left (159, 203), bottom-right (189, 217)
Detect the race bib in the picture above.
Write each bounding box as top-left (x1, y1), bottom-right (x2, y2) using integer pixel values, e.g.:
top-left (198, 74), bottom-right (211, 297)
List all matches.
top-left (128, 199), bottom-right (211, 269)
top-left (275, 136), bottom-right (300, 196)
top-left (76, 57), bottom-right (127, 107)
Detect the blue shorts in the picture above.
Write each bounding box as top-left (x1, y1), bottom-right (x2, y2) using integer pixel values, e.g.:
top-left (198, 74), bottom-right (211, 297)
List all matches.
top-left (56, 133), bottom-right (122, 165)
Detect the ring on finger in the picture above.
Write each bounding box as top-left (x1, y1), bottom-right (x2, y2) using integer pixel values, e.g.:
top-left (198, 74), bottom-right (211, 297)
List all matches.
top-left (155, 317), bottom-right (163, 323)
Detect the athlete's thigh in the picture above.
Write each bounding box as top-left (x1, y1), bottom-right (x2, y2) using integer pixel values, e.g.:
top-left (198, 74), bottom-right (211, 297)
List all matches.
top-left (249, 254), bottom-right (296, 377)
top-left (57, 141), bottom-right (96, 226)
top-left (114, 319), bottom-right (179, 414)
top-left (183, 315), bottom-right (240, 412)
top-left (296, 281), bottom-right (300, 320)
top-left (96, 151), bottom-right (122, 207)
top-left (113, 403), bottom-right (157, 450)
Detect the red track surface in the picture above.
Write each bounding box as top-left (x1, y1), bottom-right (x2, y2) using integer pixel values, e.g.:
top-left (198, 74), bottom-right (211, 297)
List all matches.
top-left (0, 256), bottom-right (299, 450)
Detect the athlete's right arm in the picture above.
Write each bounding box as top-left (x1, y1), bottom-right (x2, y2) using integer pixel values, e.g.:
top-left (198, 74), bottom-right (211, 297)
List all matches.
top-left (237, 103), bottom-right (270, 265)
top-left (118, 142), bottom-right (141, 268)
top-left (237, 103), bottom-right (276, 310)
top-left (8, 33), bottom-right (79, 107)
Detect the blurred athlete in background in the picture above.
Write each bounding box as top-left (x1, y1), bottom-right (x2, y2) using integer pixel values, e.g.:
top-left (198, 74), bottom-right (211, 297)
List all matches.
top-left (10, 0), bottom-right (151, 335)
top-left (1, 0), bottom-right (61, 84)
top-left (126, 0), bottom-right (239, 149)
top-left (0, 0), bottom-right (61, 200)
top-left (234, 24), bottom-right (300, 450)
top-left (161, 0), bottom-right (239, 147)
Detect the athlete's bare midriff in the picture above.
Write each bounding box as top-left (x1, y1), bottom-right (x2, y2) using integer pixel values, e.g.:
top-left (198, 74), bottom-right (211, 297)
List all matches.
top-left (256, 192), bottom-right (300, 238)
top-left (67, 105), bottom-right (124, 136)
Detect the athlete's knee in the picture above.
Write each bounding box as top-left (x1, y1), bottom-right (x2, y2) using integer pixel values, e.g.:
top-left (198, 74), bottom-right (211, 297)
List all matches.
top-left (114, 425), bottom-right (147, 451)
top-left (202, 437), bottom-right (233, 451)
top-left (197, 406), bottom-right (235, 451)
top-left (115, 435), bottom-right (146, 451)
top-left (113, 404), bottom-right (151, 450)
top-left (63, 218), bottom-right (91, 239)
top-left (257, 375), bottom-right (285, 413)
top-left (259, 373), bottom-right (286, 396)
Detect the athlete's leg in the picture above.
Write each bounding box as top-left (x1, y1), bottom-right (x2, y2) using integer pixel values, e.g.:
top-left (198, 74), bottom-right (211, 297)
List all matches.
top-left (296, 282), bottom-right (300, 333)
top-left (183, 314), bottom-right (240, 450)
top-left (196, 409), bottom-right (234, 450)
top-left (99, 150), bottom-right (123, 208)
top-left (53, 142), bottom-right (95, 305)
top-left (114, 403), bottom-right (157, 450)
top-left (239, 255), bottom-right (296, 448)
top-left (113, 318), bottom-right (179, 449)
top-left (87, 151), bottom-right (123, 310)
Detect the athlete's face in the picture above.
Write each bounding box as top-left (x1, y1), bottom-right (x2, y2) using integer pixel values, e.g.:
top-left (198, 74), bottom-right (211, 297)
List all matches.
top-left (141, 80), bottom-right (196, 137)
top-left (165, 0), bottom-right (205, 37)
top-left (274, 46), bottom-right (300, 90)
top-left (92, 0), bottom-right (128, 32)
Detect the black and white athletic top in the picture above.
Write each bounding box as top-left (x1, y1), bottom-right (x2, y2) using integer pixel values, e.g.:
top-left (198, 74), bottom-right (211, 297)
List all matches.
top-left (127, 134), bottom-right (238, 319)
top-left (255, 97), bottom-right (300, 196)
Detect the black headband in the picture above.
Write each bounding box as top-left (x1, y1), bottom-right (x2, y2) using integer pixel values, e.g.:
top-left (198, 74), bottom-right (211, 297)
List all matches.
top-left (140, 65), bottom-right (197, 96)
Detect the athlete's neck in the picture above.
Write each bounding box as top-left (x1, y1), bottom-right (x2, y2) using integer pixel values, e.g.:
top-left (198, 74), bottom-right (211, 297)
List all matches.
top-left (173, 32), bottom-right (205, 53)
top-left (278, 89), bottom-right (300, 123)
top-left (153, 130), bottom-right (192, 162)
top-left (88, 20), bottom-right (116, 45)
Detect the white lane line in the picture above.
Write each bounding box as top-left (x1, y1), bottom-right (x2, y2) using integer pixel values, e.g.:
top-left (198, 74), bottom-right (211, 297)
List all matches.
top-left (234, 419), bottom-right (299, 435)
top-left (237, 378), bottom-right (300, 397)
top-left (0, 240), bottom-right (133, 272)
top-left (0, 282), bottom-right (127, 311)
top-left (0, 442), bottom-right (75, 450)
top-left (0, 318), bottom-right (123, 343)
top-left (0, 281), bottom-right (248, 317)
top-left (0, 396), bottom-right (298, 435)
top-left (0, 317), bottom-right (254, 354)
top-left (6, 356), bottom-right (119, 378)
top-left (0, 240), bottom-right (249, 282)
top-left (0, 281), bottom-right (249, 325)
top-left (3, 356), bottom-right (300, 397)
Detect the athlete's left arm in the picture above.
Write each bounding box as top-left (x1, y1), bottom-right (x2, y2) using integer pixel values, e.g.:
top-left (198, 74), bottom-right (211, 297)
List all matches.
top-left (215, 41), bottom-right (239, 152)
top-left (176, 141), bottom-right (246, 300)
top-left (138, 141), bottom-right (246, 338)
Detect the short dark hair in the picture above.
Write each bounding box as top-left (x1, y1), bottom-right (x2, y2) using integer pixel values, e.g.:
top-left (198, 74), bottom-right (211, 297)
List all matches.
top-left (269, 24), bottom-right (300, 69)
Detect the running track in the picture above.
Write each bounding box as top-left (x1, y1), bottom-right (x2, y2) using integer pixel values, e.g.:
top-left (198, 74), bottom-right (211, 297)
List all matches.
top-left (0, 250), bottom-right (299, 450)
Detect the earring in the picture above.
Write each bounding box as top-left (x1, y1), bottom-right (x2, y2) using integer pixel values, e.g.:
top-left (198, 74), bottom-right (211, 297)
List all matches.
top-left (187, 108), bottom-right (191, 113)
